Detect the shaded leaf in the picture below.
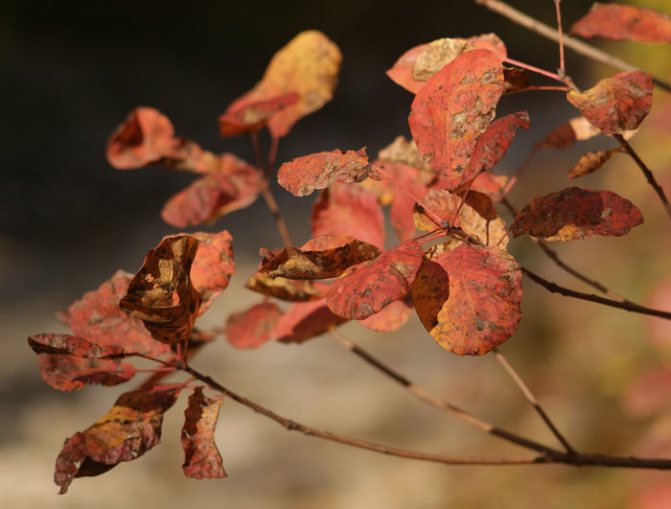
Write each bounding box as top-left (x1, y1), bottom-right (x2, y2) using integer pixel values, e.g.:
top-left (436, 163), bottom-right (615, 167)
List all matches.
top-left (511, 187), bottom-right (643, 241)
top-left (182, 387), bottom-right (226, 479)
top-left (29, 333), bottom-right (126, 358)
top-left (358, 298), bottom-right (413, 332)
top-left (468, 172), bottom-right (511, 202)
top-left (223, 302), bottom-right (282, 350)
top-left (219, 93), bottom-right (299, 137)
top-left (277, 148), bottom-right (371, 196)
top-left (409, 50), bottom-right (505, 183)
top-left (120, 236), bottom-right (201, 345)
top-left (245, 272), bottom-right (325, 302)
top-left (412, 243), bottom-right (522, 355)
top-left (37, 355), bottom-right (136, 392)
top-left (311, 183), bottom-right (385, 249)
top-left (55, 384), bottom-right (181, 494)
top-left (503, 67), bottom-right (531, 93)
top-left (571, 3), bottom-right (671, 44)
top-left (190, 231), bottom-right (236, 313)
top-left (568, 149), bottom-right (620, 179)
top-left (327, 241), bottom-right (424, 320)
top-left (274, 299), bottom-right (346, 343)
top-left (377, 136), bottom-right (431, 173)
top-left (567, 71), bottom-right (653, 134)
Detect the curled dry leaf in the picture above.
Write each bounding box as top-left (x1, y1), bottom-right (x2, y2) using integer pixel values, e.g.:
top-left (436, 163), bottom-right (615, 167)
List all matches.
top-left (120, 236), bottom-right (201, 345)
top-left (412, 243), bottom-right (522, 355)
top-left (245, 272), bottom-right (325, 302)
top-left (358, 298), bottom-right (413, 332)
top-left (223, 30), bottom-right (341, 139)
top-left (568, 149), bottom-right (620, 180)
top-left (274, 299), bottom-right (347, 344)
top-left (182, 387), bottom-right (227, 479)
top-left (28, 333), bottom-right (125, 358)
top-left (311, 183), bottom-right (385, 249)
top-left (219, 93), bottom-right (299, 137)
top-left (259, 235), bottom-right (381, 280)
top-left (409, 50), bottom-right (505, 185)
top-left (571, 3), bottom-right (671, 44)
top-left (55, 384), bottom-right (181, 494)
top-left (190, 231), bottom-right (235, 313)
top-left (326, 240), bottom-right (424, 320)
top-left (277, 148), bottom-right (371, 196)
top-left (503, 67), bottom-right (531, 94)
top-left (223, 301), bottom-right (282, 349)
top-left (567, 71), bottom-right (653, 134)
top-left (511, 187), bottom-right (644, 241)
top-left (36, 354), bottom-right (136, 392)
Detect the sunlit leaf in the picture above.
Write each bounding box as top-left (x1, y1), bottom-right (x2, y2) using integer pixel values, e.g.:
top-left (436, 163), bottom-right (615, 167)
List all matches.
top-left (245, 272), bottom-right (325, 302)
top-left (358, 298), bottom-right (413, 332)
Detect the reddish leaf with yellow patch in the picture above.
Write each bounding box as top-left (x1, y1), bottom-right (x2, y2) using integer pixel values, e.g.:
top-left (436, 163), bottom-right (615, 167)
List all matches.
top-left (54, 384), bottom-right (181, 494)
top-left (218, 93), bottom-right (299, 137)
top-left (223, 302), bottom-right (282, 349)
top-left (120, 236), bottom-right (201, 345)
top-left (409, 50), bottom-right (505, 182)
top-left (36, 355), bottom-right (136, 392)
top-left (568, 149), bottom-right (621, 179)
top-left (190, 231), bottom-right (235, 313)
top-left (571, 3), bottom-right (671, 44)
top-left (274, 299), bottom-right (347, 343)
top-left (28, 333), bottom-right (126, 358)
top-left (412, 243), bottom-right (522, 355)
top-left (326, 241), bottom-right (424, 320)
top-left (358, 298), bottom-right (413, 333)
top-left (223, 30), bottom-right (341, 139)
top-left (245, 272), bottom-right (325, 302)
top-left (511, 187), bottom-right (643, 241)
top-left (277, 149), bottom-right (371, 196)
top-left (182, 387), bottom-right (227, 479)
top-left (311, 183), bottom-right (385, 249)
top-left (567, 71), bottom-right (653, 134)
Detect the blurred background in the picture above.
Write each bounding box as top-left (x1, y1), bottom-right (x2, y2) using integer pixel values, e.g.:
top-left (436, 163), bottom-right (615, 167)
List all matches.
top-left (2, 0), bottom-right (671, 507)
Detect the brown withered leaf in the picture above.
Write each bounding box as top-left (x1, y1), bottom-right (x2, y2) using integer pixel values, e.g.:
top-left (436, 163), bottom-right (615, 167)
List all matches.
top-left (37, 355), bottom-right (136, 392)
top-left (274, 299), bottom-right (347, 343)
top-left (245, 272), bottom-right (325, 302)
top-left (567, 71), bottom-right (653, 134)
top-left (311, 183), bottom-right (385, 249)
top-left (536, 116), bottom-right (605, 150)
top-left (224, 30), bottom-right (341, 139)
top-left (54, 384), bottom-right (181, 494)
top-left (120, 236), bottom-right (201, 345)
top-left (412, 243), bottom-right (522, 355)
top-left (61, 271), bottom-right (169, 358)
top-left (358, 298), bottom-right (413, 333)
top-left (326, 241), bottom-right (424, 320)
top-left (223, 302), bottom-right (282, 350)
top-left (409, 50), bottom-right (505, 183)
top-left (219, 93), bottom-right (299, 137)
top-left (28, 333), bottom-right (125, 358)
top-left (277, 148), bottom-right (371, 196)
top-left (260, 235), bottom-right (381, 280)
top-left (503, 67), bottom-right (531, 93)
top-left (571, 3), bottom-right (671, 43)
top-left (568, 149), bottom-right (621, 180)
top-left (182, 387), bottom-right (226, 479)
top-left (511, 187), bottom-right (644, 241)
top-left (190, 231), bottom-right (235, 313)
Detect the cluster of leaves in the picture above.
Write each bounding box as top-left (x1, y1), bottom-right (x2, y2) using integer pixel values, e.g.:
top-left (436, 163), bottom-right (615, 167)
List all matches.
top-left (27, 2), bottom-right (671, 495)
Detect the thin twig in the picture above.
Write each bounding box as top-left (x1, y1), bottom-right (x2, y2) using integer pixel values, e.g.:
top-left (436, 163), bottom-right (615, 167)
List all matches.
top-left (493, 348), bottom-right (575, 454)
top-left (553, 0), bottom-right (565, 75)
top-left (473, 0), bottom-right (671, 93)
top-left (505, 85), bottom-right (570, 95)
top-left (504, 57), bottom-right (563, 82)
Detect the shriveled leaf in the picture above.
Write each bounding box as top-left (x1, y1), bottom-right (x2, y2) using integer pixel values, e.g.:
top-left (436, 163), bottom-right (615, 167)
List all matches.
top-left (511, 187), bottom-right (643, 241)
top-left (224, 30), bottom-right (341, 138)
top-left (120, 236), bottom-right (201, 344)
top-left (327, 240), bottom-right (424, 320)
top-left (61, 271), bottom-right (168, 357)
top-left (190, 231), bottom-right (235, 312)
top-left (29, 333), bottom-right (125, 358)
top-left (55, 384), bottom-right (181, 494)
top-left (409, 50), bottom-right (505, 183)
top-left (219, 93), bottom-right (299, 137)
top-left (182, 387), bottom-right (226, 479)
top-left (358, 298), bottom-right (413, 332)
top-left (260, 235), bottom-right (381, 280)
top-left (37, 354), bottom-right (136, 392)
top-left (277, 148), bottom-right (371, 196)
top-left (567, 71), bottom-right (653, 134)
top-left (412, 243), bottom-right (522, 355)
top-left (311, 183), bottom-right (385, 249)
top-left (568, 149), bottom-right (621, 179)
top-left (571, 3), bottom-right (671, 44)
top-left (223, 302), bottom-right (282, 349)
top-left (503, 67), bottom-right (531, 93)
top-left (245, 272), bottom-right (325, 302)
top-left (274, 299), bottom-right (346, 343)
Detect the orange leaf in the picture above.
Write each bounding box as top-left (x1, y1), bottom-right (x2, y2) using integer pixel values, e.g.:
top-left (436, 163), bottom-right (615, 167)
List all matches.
top-left (568, 149), bottom-right (620, 179)
top-left (36, 354), bottom-right (136, 392)
top-left (571, 3), bottom-right (671, 44)
top-left (274, 299), bottom-right (346, 344)
top-left (223, 302), bottom-right (282, 349)
top-left (218, 93), bottom-right (299, 137)
top-left (511, 187), bottom-right (644, 241)
top-left (190, 231), bottom-right (235, 313)
top-left (409, 50), bottom-right (505, 184)
top-left (567, 71), bottom-right (653, 134)
top-left (358, 298), bottom-right (413, 332)
top-left (412, 243), bottom-right (522, 355)
top-left (182, 387), bottom-right (227, 479)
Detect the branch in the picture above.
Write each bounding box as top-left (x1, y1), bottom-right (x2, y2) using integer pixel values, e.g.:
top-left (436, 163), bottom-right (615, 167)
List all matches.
top-left (473, 0), bottom-right (671, 93)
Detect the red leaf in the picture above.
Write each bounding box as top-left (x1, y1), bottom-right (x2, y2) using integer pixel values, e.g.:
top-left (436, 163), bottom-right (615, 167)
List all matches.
top-left (182, 387), bottom-right (227, 479)
top-left (412, 243), bottom-right (522, 355)
top-left (358, 298), bottom-right (413, 333)
top-left (61, 271), bottom-right (169, 357)
top-left (245, 272), bottom-right (326, 302)
top-left (568, 149), bottom-right (620, 179)
top-left (327, 241), bottom-right (424, 320)
top-left (567, 71), bottom-right (653, 134)
top-left (190, 231), bottom-right (236, 313)
top-left (277, 148), bottom-right (371, 196)
top-left (468, 172), bottom-right (511, 202)
top-left (223, 302), bottom-right (282, 349)
top-left (274, 299), bottom-right (346, 344)
top-left (571, 3), bottom-right (671, 44)
top-left (409, 50), bottom-right (505, 184)
top-left (28, 333), bottom-right (126, 358)
top-left (37, 355), bottom-right (136, 392)
top-left (633, 480), bottom-right (671, 509)
top-left (623, 367), bottom-right (671, 418)
top-left (311, 183), bottom-right (385, 249)
top-left (511, 187), bottom-right (644, 241)
top-left (219, 93), bottom-right (299, 137)
top-left (55, 384), bottom-right (181, 494)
